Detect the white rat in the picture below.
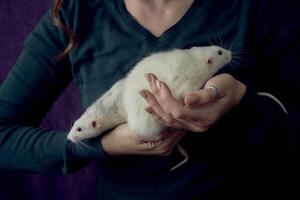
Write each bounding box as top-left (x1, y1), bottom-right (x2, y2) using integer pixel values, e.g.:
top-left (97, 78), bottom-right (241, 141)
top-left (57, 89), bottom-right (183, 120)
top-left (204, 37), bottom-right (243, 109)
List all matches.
top-left (67, 46), bottom-right (231, 170)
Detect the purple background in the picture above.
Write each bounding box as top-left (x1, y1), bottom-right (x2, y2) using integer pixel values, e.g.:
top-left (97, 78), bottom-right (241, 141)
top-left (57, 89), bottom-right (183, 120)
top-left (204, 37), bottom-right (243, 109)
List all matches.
top-left (0, 1), bottom-right (100, 199)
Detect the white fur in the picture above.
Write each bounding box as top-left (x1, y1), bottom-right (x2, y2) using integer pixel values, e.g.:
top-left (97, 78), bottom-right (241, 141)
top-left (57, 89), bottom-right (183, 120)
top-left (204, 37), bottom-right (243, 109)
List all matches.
top-left (67, 79), bottom-right (126, 142)
top-left (68, 46), bottom-right (231, 142)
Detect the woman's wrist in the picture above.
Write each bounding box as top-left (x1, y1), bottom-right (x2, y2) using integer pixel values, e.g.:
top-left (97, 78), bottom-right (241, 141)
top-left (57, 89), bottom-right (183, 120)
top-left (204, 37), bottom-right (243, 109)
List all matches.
top-left (100, 128), bottom-right (121, 156)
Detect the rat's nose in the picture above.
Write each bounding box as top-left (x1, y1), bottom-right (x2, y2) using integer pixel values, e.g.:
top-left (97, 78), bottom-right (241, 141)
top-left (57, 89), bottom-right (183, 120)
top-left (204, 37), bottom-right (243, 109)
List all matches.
top-left (67, 134), bottom-right (77, 143)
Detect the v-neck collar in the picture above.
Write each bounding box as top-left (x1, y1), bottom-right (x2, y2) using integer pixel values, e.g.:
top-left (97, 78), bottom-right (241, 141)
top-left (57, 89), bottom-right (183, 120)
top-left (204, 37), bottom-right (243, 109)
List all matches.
top-left (115, 0), bottom-right (202, 43)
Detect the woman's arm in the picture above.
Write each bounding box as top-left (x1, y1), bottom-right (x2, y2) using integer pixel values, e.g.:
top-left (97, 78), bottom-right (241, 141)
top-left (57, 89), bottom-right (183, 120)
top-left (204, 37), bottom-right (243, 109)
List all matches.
top-left (0, 4), bottom-right (187, 174)
top-left (0, 5), bottom-right (108, 174)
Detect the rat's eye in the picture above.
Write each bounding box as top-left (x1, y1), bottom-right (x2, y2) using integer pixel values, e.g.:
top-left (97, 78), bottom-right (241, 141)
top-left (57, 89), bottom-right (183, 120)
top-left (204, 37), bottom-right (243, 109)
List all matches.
top-left (207, 58), bottom-right (213, 65)
top-left (76, 127), bottom-right (82, 132)
top-left (218, 50), bottom-right (223, 55)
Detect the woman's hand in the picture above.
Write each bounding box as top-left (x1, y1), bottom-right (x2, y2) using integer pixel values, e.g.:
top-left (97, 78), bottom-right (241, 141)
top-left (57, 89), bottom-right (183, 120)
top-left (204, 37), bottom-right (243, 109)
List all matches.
top-left (139, 73), bottom-right (246, 132)
top-left (101, 123), bottom-right (186, 156)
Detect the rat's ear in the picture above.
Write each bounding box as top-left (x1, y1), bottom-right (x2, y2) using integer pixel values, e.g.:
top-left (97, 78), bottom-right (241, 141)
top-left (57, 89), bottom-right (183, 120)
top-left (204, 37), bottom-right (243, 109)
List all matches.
top-left (90, 120), bottom-right (101, 129)
top-left (207, 57), bottom-right (214, 65)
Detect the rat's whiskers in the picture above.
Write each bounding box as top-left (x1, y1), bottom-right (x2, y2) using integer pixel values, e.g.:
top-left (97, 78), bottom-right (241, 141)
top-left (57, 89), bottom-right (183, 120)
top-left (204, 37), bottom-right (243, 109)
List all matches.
top-left (77, 140), bottom-right (100, 154)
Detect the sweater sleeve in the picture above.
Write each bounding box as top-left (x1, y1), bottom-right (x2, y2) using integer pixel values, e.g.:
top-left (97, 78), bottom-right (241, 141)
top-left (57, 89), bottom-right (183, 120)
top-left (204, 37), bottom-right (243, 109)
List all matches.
top-left (227, 1), bottom-right (300, 164)
top-left (0, 5), bottom-right (108, 174)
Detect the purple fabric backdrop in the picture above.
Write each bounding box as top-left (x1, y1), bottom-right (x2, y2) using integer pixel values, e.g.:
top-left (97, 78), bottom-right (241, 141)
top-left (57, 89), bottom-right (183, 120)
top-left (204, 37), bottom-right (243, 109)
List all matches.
top-left (0, 1), bottom-right (100, 199)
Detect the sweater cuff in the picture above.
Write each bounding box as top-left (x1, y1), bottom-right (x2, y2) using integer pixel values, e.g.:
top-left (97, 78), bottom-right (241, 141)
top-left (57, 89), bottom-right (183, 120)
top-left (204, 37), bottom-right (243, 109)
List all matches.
top-left (82, 134), bottom-right (110, 159)
top-left (234, 85), bottom-right (259, 113)
top-left (62, 134), bottom-right (109, 174)
top-left (233, 83), bottom-right (287, 117)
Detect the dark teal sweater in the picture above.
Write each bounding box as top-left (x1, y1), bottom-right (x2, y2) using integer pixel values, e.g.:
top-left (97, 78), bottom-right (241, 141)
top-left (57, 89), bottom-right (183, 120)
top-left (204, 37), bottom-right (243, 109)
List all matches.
top-left (0, 0), bottom-right (299, 199)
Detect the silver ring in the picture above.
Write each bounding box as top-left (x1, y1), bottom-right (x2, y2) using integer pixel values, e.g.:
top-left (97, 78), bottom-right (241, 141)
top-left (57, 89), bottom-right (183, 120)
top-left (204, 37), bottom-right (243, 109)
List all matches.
top-left (206, 85), bottom-right (220, 99)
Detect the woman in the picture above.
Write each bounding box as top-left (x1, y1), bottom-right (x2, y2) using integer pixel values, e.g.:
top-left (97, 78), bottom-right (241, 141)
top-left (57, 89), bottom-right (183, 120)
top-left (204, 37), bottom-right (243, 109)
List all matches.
top-left (0, 0), bottom-right (299, 199)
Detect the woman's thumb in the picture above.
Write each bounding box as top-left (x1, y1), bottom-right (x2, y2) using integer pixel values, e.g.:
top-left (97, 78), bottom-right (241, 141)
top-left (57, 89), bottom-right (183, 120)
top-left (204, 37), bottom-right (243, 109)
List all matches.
top-left (184, 87), bottom-right (218, 106)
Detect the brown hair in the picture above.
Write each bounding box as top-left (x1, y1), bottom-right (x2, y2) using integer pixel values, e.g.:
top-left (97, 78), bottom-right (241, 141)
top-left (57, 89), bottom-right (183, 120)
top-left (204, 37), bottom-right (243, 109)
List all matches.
top-left (51, 0), bottom-right (77, 60)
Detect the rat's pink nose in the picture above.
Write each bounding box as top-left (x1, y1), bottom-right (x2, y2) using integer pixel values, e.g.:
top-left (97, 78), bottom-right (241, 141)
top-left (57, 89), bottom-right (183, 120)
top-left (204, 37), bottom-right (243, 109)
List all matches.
top-left (67, 135), bottom-right (77, 143)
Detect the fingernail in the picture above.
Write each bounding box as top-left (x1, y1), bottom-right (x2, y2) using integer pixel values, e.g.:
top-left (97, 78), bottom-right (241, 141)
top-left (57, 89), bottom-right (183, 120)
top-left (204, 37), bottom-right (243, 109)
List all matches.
top-left (156, 80), bottom-right (161, 90)
top-left (145, 107), bottom-right (153, 113)
top-left (139, 90), bottom-right (147, 99)
top-left (145, 73), bottom-right (151, 82)
top-left (149, 73), bottom-right (154, 83)
top-left (151, 73), bottom-right (158, 82)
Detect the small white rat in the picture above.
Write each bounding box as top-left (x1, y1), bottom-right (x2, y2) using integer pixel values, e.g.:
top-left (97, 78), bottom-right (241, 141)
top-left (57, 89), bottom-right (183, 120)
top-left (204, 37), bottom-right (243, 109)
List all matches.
top-left (67, 46), bottom-right (231, 170)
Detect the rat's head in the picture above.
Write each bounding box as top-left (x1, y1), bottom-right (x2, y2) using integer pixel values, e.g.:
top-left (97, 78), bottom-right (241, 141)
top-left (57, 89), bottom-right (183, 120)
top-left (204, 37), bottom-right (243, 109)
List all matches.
top-left (188, 46), bottom-right (231, 77)
top-left (67, 118), bottom-right (102, 143)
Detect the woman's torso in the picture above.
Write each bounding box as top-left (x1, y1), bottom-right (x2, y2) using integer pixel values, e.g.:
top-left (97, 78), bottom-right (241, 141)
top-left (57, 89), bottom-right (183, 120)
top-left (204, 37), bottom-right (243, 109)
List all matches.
top-left (67, 0), bottom-right (272, 199)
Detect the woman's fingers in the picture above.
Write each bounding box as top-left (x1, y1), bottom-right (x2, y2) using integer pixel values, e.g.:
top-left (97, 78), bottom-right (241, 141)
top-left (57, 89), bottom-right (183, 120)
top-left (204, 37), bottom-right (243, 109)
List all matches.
top-left (141, 73), bottom-right (215, 132)
top-left (140, 89), bottom-right (176, 125)
top-left (148, 129), bottom-right (186, 156)
top-left (184, 86), bottom-right (220, 106)
top-left (145, 106), bottom-right (187, 129)
top-left (147, 73), bottom-right (187, 119)
top-left (140, 89), bottom-right (189, 130)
